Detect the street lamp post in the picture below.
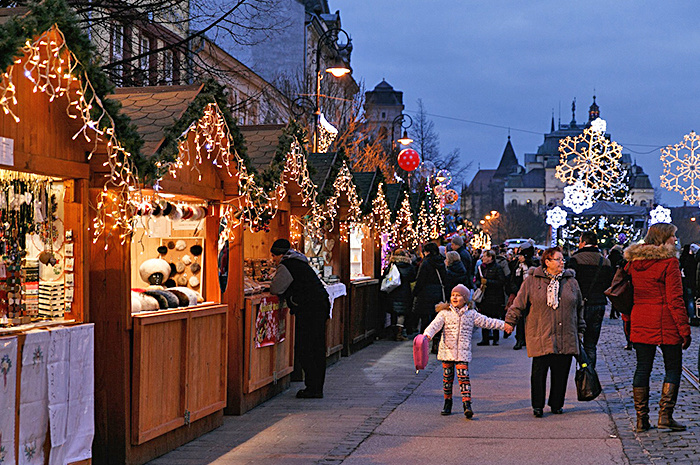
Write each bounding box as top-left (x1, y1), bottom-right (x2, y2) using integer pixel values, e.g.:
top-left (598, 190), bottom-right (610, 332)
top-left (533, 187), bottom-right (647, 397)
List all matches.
top-left (312, 27), bottom-right (351, 153)
top-left (391, 114), bottom-right (413, 152)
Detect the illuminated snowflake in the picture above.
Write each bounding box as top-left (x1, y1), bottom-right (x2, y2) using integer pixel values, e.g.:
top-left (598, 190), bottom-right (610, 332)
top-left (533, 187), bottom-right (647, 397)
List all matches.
top-left (649, 205), bottom-right (672, 225)
top-left (563, 180), bottom-right (595, 214)
top-left (660, 131), bottom-right (700, 204)
top-left (556, 127), bottom-right (623, 190)
top-left (590, 117), bottom-right (607, 134)
top-left (546, 207), bottom-right (567, 228)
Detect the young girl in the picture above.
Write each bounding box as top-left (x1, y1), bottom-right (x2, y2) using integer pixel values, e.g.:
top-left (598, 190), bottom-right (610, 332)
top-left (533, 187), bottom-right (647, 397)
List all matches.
top-left (424, 284), bottom-right (506, 419)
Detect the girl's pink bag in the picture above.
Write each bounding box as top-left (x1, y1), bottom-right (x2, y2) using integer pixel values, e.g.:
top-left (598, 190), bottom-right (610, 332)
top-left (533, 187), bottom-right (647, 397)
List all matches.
top-left (413, 334), bottom-right (430, 372)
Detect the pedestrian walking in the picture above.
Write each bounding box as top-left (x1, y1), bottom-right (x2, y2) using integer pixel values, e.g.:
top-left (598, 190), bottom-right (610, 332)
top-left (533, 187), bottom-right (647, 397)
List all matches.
top-left (423, 284), bottom-right (506, 419)
top-left (623, 223), bottom-right (692, 432)
top-left (504, 247), bottom-right (585, 417)
top-left (445, 250), bottom-right (468, 291)
top-left (269, 239), bottom-right (330, 399)
top-left (413, 242), bottom-right (448, 340)
top-left (567, 231), bottom-right (613, 369)
top-left (384, 249), bottom-right (416, 340)
top-left (608, 245), bottom-right (624, 320)
top-left (450, 235), bottom-right (474, 289)
top-left (475, 249), bottom-right (507, 346)
top-left (507, 244), bottom-right (535, 350)
top-left (680, 244), bottom-right (697, 323)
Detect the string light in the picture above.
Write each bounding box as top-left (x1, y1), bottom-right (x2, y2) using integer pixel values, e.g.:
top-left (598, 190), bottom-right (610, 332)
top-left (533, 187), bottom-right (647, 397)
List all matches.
top-left (0, 24), bottom-right (141, 246)
top-left (392, 196), bottom-right (418, 249)
top-left (470, 231), bottom-right (491, 250)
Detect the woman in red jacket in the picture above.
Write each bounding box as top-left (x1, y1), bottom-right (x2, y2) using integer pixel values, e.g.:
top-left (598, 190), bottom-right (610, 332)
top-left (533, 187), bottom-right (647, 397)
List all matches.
top-left (623, 223), bottom-right (692, 432)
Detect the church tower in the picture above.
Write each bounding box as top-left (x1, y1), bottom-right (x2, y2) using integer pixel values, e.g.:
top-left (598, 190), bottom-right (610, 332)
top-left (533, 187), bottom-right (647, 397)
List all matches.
top-left (588, 95), bottom-right (600, 122)
top-left (364, 80), bottom-right (404, 150)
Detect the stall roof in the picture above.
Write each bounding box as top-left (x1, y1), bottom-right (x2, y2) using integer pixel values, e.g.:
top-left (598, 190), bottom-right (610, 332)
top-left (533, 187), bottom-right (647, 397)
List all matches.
top-left (239, 124), bottom-right (286, 171)
top-left (109, 84), bottom-right (203, 155)
top-left (351, 169), bottom-right (380, 208)
top-left (385, 183), bottom-right (405, 212)
top-left (565, 200), bottom-right (649, 217)
top-left (307, 152), bottom-right (338, 193)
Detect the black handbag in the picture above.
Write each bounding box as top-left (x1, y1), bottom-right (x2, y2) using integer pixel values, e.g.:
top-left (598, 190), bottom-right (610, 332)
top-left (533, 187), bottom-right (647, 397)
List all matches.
top-left (604, 261), bottom-right (633, 315)
top-left (575, 343), bottom-right (602, 401)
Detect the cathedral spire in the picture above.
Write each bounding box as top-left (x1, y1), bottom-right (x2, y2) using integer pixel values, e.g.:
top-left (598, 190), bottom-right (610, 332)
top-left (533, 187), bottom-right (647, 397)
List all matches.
top-left (570, 98), bottom-right (577, 126)
top-left (588, 95), bottom-right (600, 121)
top-left (551, 110), bottom-right (555, 132)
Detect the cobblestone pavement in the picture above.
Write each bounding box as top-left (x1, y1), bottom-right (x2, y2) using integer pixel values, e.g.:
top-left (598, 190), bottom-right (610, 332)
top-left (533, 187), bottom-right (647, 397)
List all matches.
top-left (598, 311), bottom-right (700, 465)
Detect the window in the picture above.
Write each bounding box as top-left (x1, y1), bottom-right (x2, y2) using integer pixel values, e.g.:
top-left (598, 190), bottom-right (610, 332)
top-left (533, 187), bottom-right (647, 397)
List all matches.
top-left (138, 36), bottom-right (150, 84)
top-left (640, 200), bottom-right (647, 207)
top-left (111, 24), bottom-right (124, 84)
top-left (511, 199), bottom-right (518, 206)
top-left (163, 50), bottom-right (173, 84)
top-left (381, 112), bottom-right (386, 119)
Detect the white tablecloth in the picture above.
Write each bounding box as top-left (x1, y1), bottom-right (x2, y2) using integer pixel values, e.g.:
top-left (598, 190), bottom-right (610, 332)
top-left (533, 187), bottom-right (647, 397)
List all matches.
top-left (325, 283), bottom-right (347, 319)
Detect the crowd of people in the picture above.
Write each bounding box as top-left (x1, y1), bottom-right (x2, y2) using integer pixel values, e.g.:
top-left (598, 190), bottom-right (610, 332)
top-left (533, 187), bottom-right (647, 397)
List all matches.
top-left (381, 225), bottom-right (695, 427)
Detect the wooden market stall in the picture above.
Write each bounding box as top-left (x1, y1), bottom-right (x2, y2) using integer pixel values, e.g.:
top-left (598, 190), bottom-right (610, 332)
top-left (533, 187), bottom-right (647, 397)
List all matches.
top-left (90, 85), bottom-right (230, 465)
top-left (0, 24), bottom-right (99, 465)
top-left (222, 124), bottom-right (294, 415)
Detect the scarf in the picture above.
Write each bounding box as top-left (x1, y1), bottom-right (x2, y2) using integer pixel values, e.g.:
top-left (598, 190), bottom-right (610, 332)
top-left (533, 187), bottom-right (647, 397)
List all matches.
top-left (544, 269), bottom-right (564, 309)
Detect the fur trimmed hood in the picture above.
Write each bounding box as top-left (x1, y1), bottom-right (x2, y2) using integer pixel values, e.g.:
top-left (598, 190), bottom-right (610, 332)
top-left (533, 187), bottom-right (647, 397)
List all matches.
top-left (624, 243), bottom-right (678, 262)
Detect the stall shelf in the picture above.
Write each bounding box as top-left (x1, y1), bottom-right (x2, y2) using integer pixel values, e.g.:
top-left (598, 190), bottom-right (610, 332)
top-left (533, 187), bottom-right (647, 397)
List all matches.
top-left (90, 85), bottom-right (231, 464)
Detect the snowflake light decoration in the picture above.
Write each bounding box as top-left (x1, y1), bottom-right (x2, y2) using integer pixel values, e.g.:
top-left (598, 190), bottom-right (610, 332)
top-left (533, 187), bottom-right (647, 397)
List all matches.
top-left (660, 131), bottom-right (700, 204)
top-left (546, 207), bottom-right (567, 228)
top-left (563, 180), bottom-right (595, 214)
top-left (590, 117), bottom-right (607, 134)
top-left (556, 126), bottom-right (623, 190)
top-left (649, 205), bottom-right (672, 225)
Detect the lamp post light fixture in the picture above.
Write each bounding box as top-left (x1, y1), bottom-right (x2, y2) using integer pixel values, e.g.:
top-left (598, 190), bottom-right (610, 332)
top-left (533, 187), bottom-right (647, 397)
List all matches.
top-left (391, 114), bottom-right (413, 150)
top-left (312, 27), bottom-right (352, 153)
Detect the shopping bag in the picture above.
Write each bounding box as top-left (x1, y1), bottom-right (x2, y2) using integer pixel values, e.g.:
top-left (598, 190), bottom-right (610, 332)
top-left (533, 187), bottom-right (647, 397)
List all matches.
top-left (604, 262), bottom-right (633, 315)
top-left (472, 266), bottom-right (485, 303)
top-left (381, 264), bottom-right (401, 293)
top-left (413, 334), bottom-right (430, 372)
top-left (575, 344), bottom-right (602, 401)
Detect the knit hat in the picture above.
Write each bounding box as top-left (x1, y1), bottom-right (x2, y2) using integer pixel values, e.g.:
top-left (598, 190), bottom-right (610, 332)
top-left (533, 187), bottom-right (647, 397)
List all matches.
top-left (451, 284), bottom-right (471, 301)
top-left (270, 238), bottom-right (291, 256)
top-left (451, 235), bottom-right (464, 247)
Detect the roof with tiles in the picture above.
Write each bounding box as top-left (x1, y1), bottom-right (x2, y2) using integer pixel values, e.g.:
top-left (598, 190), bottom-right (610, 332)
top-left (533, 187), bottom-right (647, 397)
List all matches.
top-left (239, 125), bottom-right (286, 171)
top-left (307, 152), bottom-right (338, 193)
top-left (385, 183), bottom-right (405, 212)
top-left (109, 84), bottom-right (203, 156)
top-left (350, 170), bottom-right (379, 208)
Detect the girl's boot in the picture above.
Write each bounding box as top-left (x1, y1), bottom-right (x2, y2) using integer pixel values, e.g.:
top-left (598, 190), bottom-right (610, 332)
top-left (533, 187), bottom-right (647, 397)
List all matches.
top-left (441, 398), bottom-right (452, 416)
top-left (463, 401), bottom-right (473, 419)
top-left (658, 383), bottom-right (686, 431)
top-left (633, 387), bottom-right (651, 432)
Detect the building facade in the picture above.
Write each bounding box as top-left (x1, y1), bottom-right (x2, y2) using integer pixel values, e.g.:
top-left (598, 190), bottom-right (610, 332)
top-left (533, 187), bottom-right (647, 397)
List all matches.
top-left (462, 97), bottom-right (655, 222)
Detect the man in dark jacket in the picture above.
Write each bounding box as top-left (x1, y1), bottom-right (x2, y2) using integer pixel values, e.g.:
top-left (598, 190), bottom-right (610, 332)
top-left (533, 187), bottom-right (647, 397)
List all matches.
top-left (270, 239), bottom-right (330, 398)
top-left (451, 236), bottom-right (474, 289)
top-left (568, 231), bottom-right (613, 369)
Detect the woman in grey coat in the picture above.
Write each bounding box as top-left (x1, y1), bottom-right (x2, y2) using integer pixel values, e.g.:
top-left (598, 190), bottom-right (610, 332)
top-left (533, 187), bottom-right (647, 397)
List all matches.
top-left (504, 247), bottom-right (585, 418)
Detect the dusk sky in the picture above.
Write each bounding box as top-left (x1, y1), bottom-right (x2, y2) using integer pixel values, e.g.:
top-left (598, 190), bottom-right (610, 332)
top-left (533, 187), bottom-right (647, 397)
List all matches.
top-left (335, 0), bottom-right (700, 205)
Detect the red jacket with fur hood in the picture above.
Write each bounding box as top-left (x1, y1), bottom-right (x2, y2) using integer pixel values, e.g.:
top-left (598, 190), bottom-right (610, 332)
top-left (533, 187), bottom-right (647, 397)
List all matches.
top-left (623, 243), bottom-right (691, 345)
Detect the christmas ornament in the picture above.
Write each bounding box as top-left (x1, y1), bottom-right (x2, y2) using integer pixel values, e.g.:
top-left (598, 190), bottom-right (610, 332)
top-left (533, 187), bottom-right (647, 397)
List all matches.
top-left (434, 185), bottom-right (447, 197)
top-left (660, 131), bottom-right (700, 204)
top-left (649, 205), bottom-right (672, 225)
top-left (397, 148), bottom-right (420, 171)
top-left (418, 161), bottom-right (436, 179)
top-left (563, 180), bottom-right (595, 214)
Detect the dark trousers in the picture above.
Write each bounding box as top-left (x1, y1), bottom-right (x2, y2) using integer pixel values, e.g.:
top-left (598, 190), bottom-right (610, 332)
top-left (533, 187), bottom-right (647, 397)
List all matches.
top-left (515, 318), bottom-right (526, 345)
top-left (481, 327), bottom-right (499, 342)
top-left (582, 304), bottom-right (606, 369)
top-left (633, 343), bottom-right (682, 387)
top-left (531, 354), bottom-right (573, 410)
top-left (295, 313), bottom-right (328, 394)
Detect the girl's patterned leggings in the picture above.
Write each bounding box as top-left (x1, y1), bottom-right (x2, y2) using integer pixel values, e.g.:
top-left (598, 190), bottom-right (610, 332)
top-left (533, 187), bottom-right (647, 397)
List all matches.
top-left (442, 361), bottom-right (471, 401)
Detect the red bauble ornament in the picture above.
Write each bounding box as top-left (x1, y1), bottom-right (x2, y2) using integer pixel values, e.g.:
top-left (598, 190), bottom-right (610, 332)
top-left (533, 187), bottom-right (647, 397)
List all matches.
top-left (397, 148), bottom-right (420, 172)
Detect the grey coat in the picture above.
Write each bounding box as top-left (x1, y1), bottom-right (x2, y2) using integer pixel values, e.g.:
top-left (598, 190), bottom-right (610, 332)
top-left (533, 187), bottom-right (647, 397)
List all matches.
top-left (504, 267), bottom-right (585, 358)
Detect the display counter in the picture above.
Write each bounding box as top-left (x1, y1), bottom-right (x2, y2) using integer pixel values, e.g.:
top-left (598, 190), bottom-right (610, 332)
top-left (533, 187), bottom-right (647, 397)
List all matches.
top-left (131, 304), bottom-right (227, 445)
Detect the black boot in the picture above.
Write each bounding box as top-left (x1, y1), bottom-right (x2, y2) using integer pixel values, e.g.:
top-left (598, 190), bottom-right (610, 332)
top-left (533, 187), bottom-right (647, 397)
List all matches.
top-left (633, 387), bottom-right (651, 432)
top-left (463, 401), bottom-right (473, 419)
top-left (441, 398), bottom-right (452, 416)
top-left (658, 383), bottom-right (686, 431)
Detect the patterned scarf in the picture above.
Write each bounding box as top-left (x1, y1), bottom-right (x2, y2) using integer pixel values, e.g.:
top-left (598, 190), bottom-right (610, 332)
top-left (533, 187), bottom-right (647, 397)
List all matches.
top-left (544, 269), bottom-right (564, 309)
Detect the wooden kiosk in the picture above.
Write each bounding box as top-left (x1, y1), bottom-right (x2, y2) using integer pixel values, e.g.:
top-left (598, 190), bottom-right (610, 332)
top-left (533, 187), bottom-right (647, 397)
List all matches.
top-left (0, 24), bottom-right (100, 465)
top-left (90, 85), bottom-right (229, 464)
